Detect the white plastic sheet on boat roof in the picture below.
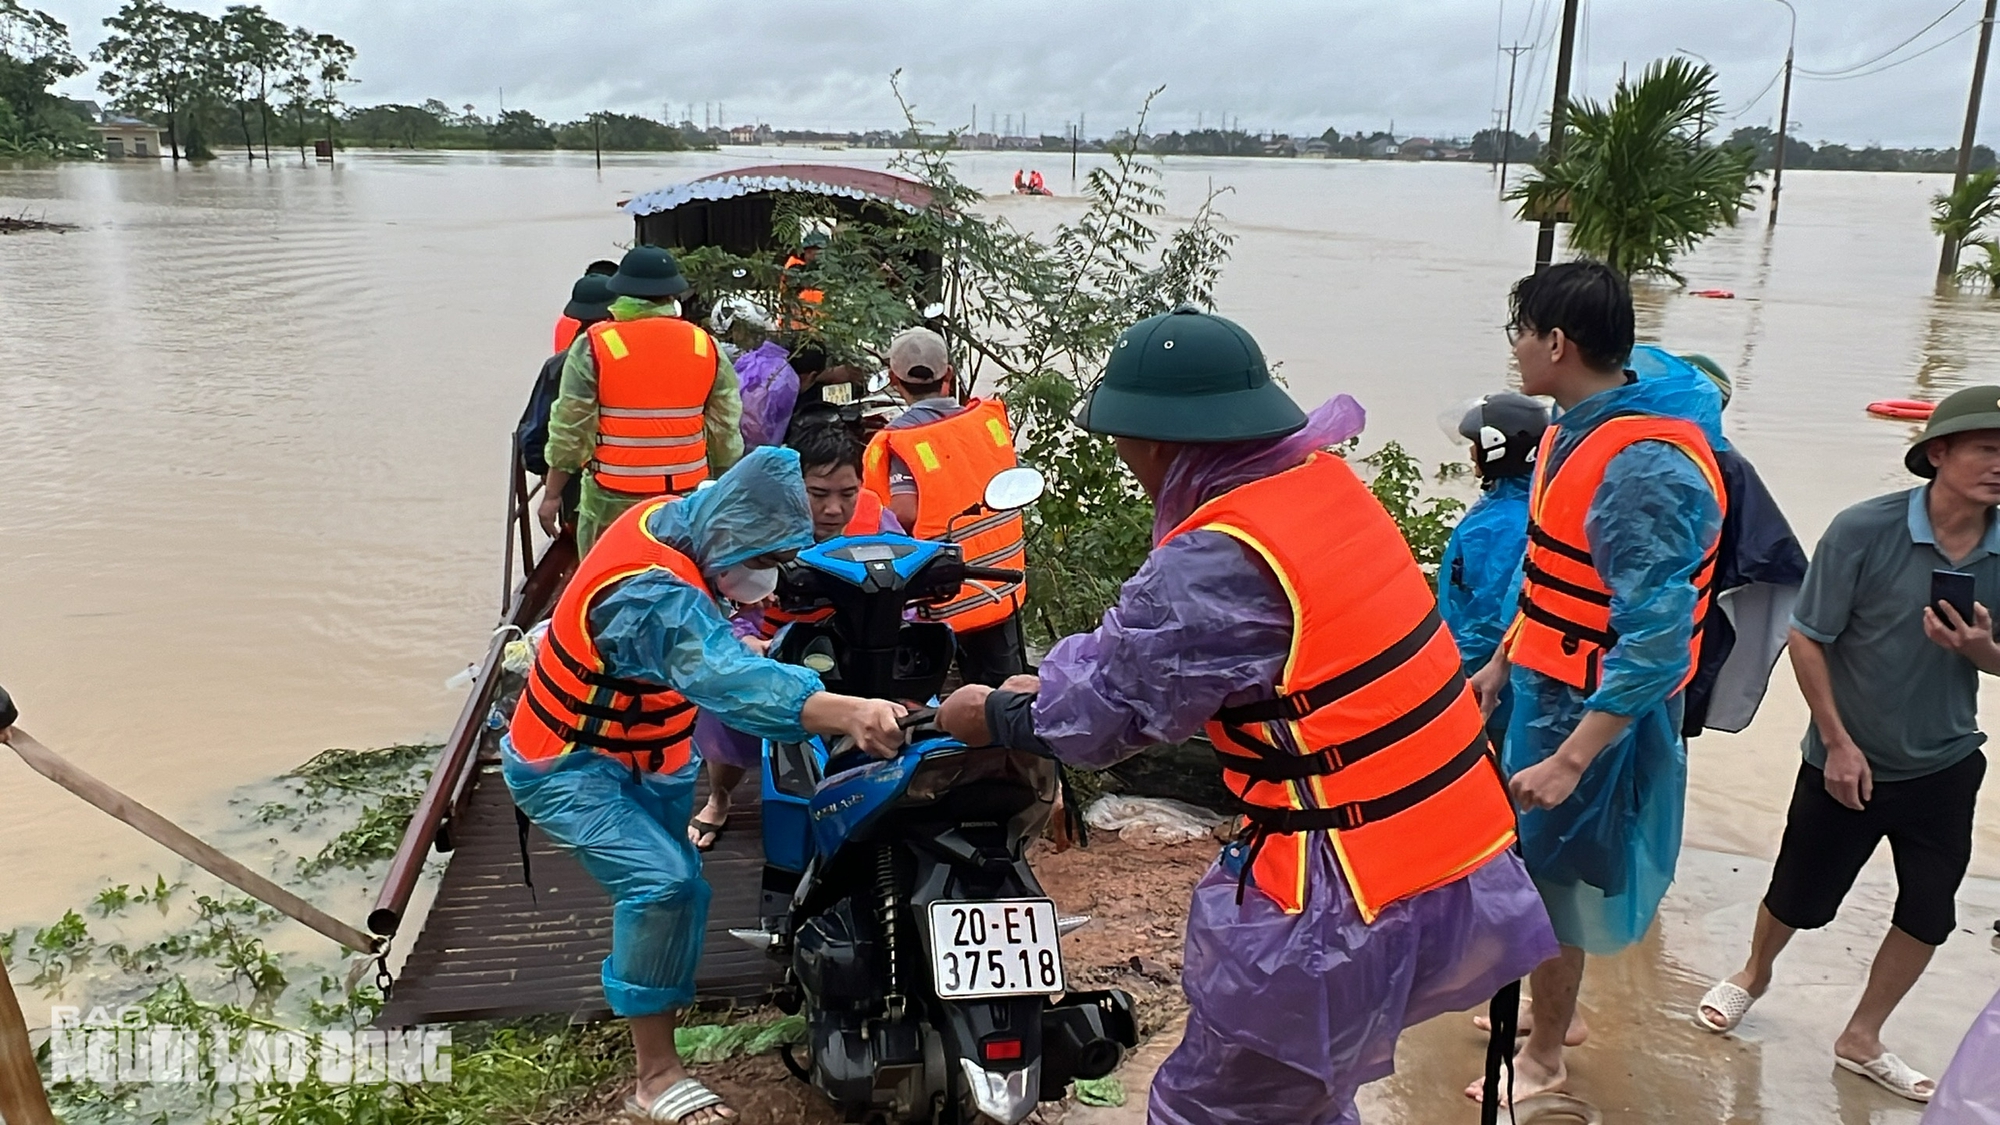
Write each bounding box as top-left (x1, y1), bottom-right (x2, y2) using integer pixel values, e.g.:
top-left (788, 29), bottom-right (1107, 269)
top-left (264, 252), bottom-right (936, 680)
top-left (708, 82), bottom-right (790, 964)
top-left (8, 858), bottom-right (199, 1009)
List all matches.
top-left (622, 173), bottom-right (925, 217)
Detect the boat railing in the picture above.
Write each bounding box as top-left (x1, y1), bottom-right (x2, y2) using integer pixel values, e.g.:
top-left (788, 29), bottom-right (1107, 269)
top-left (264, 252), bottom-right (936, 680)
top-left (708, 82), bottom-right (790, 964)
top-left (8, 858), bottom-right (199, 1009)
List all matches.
top-left (368, 446), bottom-right (577, 939)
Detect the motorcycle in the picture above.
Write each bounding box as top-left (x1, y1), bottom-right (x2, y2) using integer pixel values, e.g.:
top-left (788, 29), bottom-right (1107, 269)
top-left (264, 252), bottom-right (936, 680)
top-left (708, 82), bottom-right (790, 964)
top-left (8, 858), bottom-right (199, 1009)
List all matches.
top-left (731, 467), bottom-right (1137, 1125)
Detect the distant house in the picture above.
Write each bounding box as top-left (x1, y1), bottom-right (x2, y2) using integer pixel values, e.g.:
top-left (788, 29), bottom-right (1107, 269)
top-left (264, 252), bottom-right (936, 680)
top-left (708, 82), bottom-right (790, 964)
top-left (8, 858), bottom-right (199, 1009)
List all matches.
top-left (1398, 137), bottom-right (1438, 160)
top-left (1363, 135), bottom-right (1399, 158)
top-left (93, 112), bottom-right (167, 159)
top-left (1263, 135), bottom-right (1298, 157)
top-left (728, 124), bottom-right (757, 144)
top-left (1301, 137), bottom-right (1331, 158)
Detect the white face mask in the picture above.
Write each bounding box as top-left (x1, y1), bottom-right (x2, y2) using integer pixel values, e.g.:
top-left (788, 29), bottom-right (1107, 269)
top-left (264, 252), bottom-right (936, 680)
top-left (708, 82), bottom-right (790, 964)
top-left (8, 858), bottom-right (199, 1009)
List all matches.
top-left (713, 563), bottom-right (778, 604)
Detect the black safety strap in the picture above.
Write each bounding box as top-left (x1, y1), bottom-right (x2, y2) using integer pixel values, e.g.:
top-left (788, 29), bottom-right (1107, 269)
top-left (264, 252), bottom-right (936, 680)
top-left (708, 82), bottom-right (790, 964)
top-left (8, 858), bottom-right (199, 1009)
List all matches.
top-left (520, 688), bottom-right (695, 755)
top-left (528, 662), bottom-right (693, 725)
top-left (544, 629), bottom-right (676, 698)
top-left (1520, 558), bottom-right (1611, 607)
top-left (1480, 979), bottom-right (1521, 1125)
top-left (1212, 672), bottom-right (1467, 782)
top-left (1514, 597), bottom-right (1619, 651)
top-left (514, 805), bottom-right (537, 905)
top-left (1230, 735), bottom-right (1494, 834)
top-left (1216, 610), bottom-right (1444, 725)
top-left (1526, 520), bottom-right (1593, 567)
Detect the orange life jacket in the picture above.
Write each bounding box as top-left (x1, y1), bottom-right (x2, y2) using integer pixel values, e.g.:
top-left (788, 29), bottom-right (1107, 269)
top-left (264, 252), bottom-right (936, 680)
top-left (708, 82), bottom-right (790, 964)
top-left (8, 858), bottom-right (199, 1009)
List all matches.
top-left (509, 497), bottom-right (704, 774)
top-left (587, 317), bottom-right (719, 497)
top-left (1504, 415), bottom-right (1727, 694)
top-left (861, 398), bottom-right (1027, 633)
top-left (554, 315), bottom-right (583, 354)
top-left (1165, 451), bottom-right (1518, 920)
top-left (758, 490), bottom-right (889, 639)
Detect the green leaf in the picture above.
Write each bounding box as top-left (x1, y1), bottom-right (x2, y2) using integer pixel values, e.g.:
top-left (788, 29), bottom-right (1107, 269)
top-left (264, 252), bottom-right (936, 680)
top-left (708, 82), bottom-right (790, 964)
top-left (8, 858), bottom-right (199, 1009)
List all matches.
top-left (1075, 1075), bottom-right (1128, 1106)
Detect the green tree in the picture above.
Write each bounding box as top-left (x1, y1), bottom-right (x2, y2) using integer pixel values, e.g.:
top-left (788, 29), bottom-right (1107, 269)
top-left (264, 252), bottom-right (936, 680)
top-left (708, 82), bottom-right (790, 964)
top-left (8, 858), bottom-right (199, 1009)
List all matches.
top-left (1932, 167), bottom-right (2000, 278)
top-left (1513, 57), bottom-right (1759, 280)
top-left (0, 0), bottom-right (92, 158)
top-left (217, 4), bottom-right (287, 162)
top-left (298, 30), bottom-right (352, 157)
top-left (95, 0), bottom-right (204, 162)
top-left (344, 102), bottom-right (439, 147)
top-left (488, 107), bottom-right (554, 149)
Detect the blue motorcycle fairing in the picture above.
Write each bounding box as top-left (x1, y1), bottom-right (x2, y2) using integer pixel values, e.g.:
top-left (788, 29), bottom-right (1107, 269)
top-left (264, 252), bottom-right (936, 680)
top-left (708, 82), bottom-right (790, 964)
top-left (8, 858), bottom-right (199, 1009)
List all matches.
top-left (807, 732), bottom-right (965, 861)
top-left (797, 533), bottom-right (947, 588)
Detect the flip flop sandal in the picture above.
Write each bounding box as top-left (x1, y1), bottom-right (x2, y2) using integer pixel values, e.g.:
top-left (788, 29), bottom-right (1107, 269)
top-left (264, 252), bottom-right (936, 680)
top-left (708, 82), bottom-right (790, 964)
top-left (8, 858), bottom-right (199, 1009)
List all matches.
top-left (1694, 980), bottom-right (1755, 1033)
top-left (1836, 1052), bottom-right (1934, 1103)
top-left (688, 817), bottom-right (728, 853)
top-left (625, 1077), bottom-right (733, 1122)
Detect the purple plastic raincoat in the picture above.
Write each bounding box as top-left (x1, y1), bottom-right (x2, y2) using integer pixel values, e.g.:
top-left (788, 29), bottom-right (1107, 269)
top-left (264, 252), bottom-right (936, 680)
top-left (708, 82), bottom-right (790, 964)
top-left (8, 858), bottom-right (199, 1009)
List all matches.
top-left (734, 341), bottom-right (800, 452)
top-left (1022, 398), bottom-right (1558, 1125)
top-left (1926, 985), bottom-right (2000, 1124)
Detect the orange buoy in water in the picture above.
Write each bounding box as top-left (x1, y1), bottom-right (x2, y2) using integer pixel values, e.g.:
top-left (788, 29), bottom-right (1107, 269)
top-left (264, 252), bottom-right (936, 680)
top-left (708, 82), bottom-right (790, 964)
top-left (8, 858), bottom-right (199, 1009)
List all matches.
top-left (1867, 399), bottom-right (1936, 420)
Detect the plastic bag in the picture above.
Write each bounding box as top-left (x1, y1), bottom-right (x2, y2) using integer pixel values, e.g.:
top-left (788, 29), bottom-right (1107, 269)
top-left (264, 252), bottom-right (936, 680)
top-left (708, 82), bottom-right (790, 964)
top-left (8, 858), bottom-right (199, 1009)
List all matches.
top-left (1084, 794), bottom-right (1228, 844)
top-left (674, 1015), bottom-right (806, 1064)
top-left (734, 341), bottom-right (801, 452)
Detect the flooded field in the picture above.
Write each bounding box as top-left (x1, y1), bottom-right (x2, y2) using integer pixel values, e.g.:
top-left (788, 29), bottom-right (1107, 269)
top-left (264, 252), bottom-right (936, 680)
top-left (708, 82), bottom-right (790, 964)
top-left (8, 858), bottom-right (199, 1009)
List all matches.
top-left (4, 145), bottom-right (2000, 1121)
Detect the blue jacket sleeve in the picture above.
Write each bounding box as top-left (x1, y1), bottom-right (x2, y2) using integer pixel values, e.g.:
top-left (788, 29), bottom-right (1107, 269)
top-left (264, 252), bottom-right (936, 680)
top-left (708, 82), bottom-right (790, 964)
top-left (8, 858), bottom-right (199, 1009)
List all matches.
top-left (1441, 484), bottom-right (1531, 672)
top-left (1582, 442), bottom-right (1725, 716)
top-left (588, 571), bottom-right (821, 743)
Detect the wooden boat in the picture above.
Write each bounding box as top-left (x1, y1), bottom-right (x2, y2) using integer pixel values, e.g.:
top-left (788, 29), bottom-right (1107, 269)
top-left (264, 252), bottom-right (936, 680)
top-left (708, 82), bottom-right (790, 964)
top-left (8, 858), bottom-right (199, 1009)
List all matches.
top-left (368, 165), bottom-right (935, 1026)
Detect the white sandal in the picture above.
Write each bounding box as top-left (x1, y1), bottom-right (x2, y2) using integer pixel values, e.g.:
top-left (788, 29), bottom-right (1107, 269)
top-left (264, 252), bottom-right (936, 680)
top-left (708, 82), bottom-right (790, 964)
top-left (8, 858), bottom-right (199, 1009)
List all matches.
top-left (625, 1077), bottom-right (735, 1122)
top-left (1836, 1052), bottom-right (1934, 1103)
top-left (1694, 980), bottom-right (1755, 1032)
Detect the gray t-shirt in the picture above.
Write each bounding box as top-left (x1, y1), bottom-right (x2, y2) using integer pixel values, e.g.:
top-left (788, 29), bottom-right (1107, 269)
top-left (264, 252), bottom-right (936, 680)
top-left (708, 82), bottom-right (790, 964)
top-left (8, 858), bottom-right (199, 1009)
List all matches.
top-left (1790, 486), bottom-right (1999, 781)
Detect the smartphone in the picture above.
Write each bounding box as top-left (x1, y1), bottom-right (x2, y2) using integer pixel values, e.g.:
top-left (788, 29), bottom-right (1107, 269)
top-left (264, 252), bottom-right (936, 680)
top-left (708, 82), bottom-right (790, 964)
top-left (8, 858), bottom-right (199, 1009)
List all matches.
top-left (1931, 568), bottom-right (1977, 624)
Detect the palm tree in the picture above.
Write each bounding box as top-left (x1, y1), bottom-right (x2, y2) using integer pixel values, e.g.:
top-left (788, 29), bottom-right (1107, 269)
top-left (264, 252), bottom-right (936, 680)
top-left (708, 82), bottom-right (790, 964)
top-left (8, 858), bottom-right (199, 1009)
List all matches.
top-left (1955, 237), bottom-right (2000, 291)
top-left (1932, 168), bottom-right (2000, 278)
top-left (1512, 57), bottom-right (1760, 281)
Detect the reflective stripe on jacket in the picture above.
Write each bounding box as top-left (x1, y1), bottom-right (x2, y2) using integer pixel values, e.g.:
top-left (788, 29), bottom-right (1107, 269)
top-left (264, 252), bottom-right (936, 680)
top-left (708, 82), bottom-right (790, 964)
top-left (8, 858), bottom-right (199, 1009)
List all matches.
top-left (508, 497), bottom-right (703, 773)
top-left (1505, 415), bottom-right (1727, 695)
top-left (1164, 451), bottom-right (1518, 920)
top-left (861, 398), bottom-right (1027, 632)
top-left (760, 490), bottom-right (889, 639)
top-left (554, 314), bottom-right (582, 354)
top-left (587, 317), bottom-right (720, 497)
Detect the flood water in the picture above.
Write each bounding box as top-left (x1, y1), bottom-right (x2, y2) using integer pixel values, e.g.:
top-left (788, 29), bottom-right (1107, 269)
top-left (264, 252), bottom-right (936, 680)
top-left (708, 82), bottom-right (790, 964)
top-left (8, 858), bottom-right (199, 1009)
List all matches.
top-left (4, 147), bottom-right (2000, 1120)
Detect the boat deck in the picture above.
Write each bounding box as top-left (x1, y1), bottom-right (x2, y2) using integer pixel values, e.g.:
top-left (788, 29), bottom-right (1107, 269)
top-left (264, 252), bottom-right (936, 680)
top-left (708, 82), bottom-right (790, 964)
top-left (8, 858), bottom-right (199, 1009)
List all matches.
top-left (377, 765), bottom-right (779, 1026)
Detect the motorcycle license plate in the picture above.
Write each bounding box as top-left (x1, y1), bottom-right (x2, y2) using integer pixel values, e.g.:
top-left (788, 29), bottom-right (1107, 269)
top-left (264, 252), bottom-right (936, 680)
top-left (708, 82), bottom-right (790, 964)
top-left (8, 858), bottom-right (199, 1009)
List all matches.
top-left (927, 899), bottom-right (1066, 999)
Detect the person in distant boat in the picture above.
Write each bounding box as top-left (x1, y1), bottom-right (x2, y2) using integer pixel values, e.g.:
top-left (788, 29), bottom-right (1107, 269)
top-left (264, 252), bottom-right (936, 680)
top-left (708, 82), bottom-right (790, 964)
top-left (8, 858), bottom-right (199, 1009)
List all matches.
top-left (552, 258), bottom-right (618, 354)
top-left (1438, 391), bottom-right (1548, 747)
top-left (687, 422), bottom-right (903, 852)
top-left (933, 306), bottom-right (1556, 1125)
top-left (861, 327), bottom-right (1031, 686)
top-left (539, 246), bottom-right (745, 553)
top-left (505, 447), bottom-right (906, 1125)
top-left (1013, 168), bottom-right (1027, 193)
top-left (518, 270), bottom-right (616, 533)
top-left (1028, 169), bottom-right (1047, 194)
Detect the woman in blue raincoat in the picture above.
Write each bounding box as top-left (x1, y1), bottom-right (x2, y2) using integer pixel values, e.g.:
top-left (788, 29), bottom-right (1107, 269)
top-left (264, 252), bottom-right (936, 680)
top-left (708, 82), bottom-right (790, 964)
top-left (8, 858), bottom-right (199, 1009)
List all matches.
top-left (1468, 263), bottom-right (1726, 1103)
top-left (937, 308), bottom-right (1557, 1125)
top-left (503, 447), bottom-right (906, 1125)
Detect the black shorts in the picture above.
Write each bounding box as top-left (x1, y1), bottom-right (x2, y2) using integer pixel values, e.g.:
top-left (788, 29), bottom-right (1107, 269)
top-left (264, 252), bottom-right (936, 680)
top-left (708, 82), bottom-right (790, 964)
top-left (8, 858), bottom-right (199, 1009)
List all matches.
top-left (954, 610), bottom-right (1028, 688)
top-left (1763, 750), bottom-right (1986, 946)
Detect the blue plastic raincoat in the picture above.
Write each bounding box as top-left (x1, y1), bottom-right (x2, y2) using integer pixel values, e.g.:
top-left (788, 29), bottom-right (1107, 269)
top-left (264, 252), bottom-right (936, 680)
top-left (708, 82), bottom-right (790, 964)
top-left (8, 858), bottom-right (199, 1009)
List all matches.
top-left (1503, 373), bottom-right (1725, 954)
top-left (501, 447), bottom-right (820, 1017)
top-left (990, 399), bottom-right (1559, 1125)
top-left (1441, 475), bottom-right (1532, 742)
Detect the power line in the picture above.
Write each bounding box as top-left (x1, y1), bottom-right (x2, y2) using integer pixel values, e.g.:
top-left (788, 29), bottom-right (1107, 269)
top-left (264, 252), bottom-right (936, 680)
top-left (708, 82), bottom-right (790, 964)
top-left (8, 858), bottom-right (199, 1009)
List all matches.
top-left (1731, 60), bottom-right (1789, 119)
top-left (1799, 0), bottom-right (1967, 76)
top-left (1803, 19), bottom-right (1981, 81)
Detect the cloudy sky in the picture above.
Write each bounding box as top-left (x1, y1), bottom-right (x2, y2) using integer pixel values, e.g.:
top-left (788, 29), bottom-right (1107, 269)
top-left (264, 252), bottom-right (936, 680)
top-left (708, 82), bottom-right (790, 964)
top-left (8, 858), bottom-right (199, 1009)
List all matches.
top-left (33, 0), bottom-right (1999, 148)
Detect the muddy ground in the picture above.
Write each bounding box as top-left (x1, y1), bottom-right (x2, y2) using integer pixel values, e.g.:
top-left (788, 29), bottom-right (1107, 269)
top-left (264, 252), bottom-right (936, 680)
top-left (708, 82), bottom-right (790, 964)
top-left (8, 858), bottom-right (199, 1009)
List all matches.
top-left (553, 831), bottom-right (1215, 1124)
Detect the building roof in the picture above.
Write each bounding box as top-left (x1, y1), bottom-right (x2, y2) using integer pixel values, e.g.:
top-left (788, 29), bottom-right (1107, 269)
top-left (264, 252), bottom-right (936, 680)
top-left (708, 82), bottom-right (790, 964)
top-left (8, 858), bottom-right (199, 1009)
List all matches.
top-left (622, 164), bottom-right (935, 218)
top-left (96, 113), bottom-right (160, 129)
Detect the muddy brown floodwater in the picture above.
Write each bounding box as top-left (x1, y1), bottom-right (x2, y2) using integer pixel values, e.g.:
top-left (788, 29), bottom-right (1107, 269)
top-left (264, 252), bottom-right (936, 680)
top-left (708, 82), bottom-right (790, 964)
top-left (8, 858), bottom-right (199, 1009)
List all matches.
top-left (4, 147), bottom-right (2000, 1122)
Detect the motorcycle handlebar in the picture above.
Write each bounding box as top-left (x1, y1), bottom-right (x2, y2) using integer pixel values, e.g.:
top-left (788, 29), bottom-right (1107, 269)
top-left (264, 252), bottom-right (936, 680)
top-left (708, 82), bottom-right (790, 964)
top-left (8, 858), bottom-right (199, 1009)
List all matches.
top-left (960, 566), bottom-right (1024, 584)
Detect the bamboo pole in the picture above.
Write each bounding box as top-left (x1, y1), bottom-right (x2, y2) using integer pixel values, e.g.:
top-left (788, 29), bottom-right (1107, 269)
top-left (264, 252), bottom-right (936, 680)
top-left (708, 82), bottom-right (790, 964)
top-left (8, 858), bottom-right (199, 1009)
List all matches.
top-left (0, 960), bottom-right (55, 1125)
top-left (4, 730), bottom-right (375, 955)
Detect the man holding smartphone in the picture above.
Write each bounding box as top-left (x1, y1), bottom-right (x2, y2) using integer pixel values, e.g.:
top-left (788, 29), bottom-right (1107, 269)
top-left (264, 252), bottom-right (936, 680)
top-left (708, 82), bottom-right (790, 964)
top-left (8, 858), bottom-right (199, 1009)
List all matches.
top-left (1694, 384), bottom-right (2000, 1104)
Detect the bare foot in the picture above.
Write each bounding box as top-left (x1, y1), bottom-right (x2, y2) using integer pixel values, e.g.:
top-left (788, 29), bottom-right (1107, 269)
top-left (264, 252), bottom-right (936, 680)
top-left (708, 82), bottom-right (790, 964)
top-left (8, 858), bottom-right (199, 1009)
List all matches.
top-left (1474, 1008), bottom-right (1589, 1047)
top-left (1697, 969), bottom-right (1768, 1030)
top-left (1465, 1045), bottom-right (1567, 1105)
top-left (687, 793), bottom-right (731, 850)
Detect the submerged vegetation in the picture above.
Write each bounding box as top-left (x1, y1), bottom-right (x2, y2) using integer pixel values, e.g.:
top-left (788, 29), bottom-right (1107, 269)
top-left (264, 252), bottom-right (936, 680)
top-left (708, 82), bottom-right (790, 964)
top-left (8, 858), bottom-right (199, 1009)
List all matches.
top-left (1514, 57), bottom-right (1759, 282)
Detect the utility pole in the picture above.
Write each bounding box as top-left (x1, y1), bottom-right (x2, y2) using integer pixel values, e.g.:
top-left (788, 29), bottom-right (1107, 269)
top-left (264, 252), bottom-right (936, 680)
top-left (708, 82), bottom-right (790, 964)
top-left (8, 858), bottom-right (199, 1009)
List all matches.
top-left (1534, 0), bottom-right (1582, 271)
top-left (1942, 0), bottom-right (2000, 278)
top-left (1768, 0), bottom-right (1797, 227)
top-left (1071, 122), bottom-right (1079, 189)
top-left (1499, 42), bottom-right (1530, 198)
top-left (593, 112), bottom-right (601, 169)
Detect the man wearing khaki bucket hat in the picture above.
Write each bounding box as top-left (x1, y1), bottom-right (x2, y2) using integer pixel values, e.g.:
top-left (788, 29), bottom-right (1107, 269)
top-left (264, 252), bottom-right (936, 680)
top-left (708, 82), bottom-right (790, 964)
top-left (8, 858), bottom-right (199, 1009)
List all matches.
top-left (1694, 384), bottom-right (2000, 1103)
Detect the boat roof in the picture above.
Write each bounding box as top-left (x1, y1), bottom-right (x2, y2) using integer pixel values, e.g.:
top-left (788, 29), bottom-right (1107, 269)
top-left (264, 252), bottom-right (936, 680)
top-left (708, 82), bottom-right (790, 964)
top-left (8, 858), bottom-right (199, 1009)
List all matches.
top-left (622, 164), bottom-right (935, 218)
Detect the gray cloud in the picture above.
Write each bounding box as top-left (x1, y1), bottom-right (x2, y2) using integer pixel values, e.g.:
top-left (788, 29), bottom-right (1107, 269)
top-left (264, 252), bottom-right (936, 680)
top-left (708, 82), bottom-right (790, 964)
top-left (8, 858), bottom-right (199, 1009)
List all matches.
top-left (35, 0), bottom-right (1998, 148)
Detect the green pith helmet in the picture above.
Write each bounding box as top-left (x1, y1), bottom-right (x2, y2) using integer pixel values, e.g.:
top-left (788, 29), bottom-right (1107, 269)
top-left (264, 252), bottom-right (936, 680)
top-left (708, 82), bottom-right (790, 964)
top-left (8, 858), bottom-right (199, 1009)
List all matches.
top-left (606, 245), bottom-right (691, 299)
top-left (801, 230), bottom-right (831, 249)
top-left (1077, 306), bottom-right (1306, 443)
top-left (562, 273), bottom-right (614, 321)
top-left (1906, 384), bottom-right (2000, 477)
top-left (1681, 353), bottom-right (1732, 407)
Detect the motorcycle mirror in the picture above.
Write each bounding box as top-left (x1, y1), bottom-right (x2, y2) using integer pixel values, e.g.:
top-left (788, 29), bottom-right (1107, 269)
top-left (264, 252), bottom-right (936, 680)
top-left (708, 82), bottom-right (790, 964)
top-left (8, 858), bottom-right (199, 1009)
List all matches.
top-left (983, 467), bottom-right (1046, 512)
